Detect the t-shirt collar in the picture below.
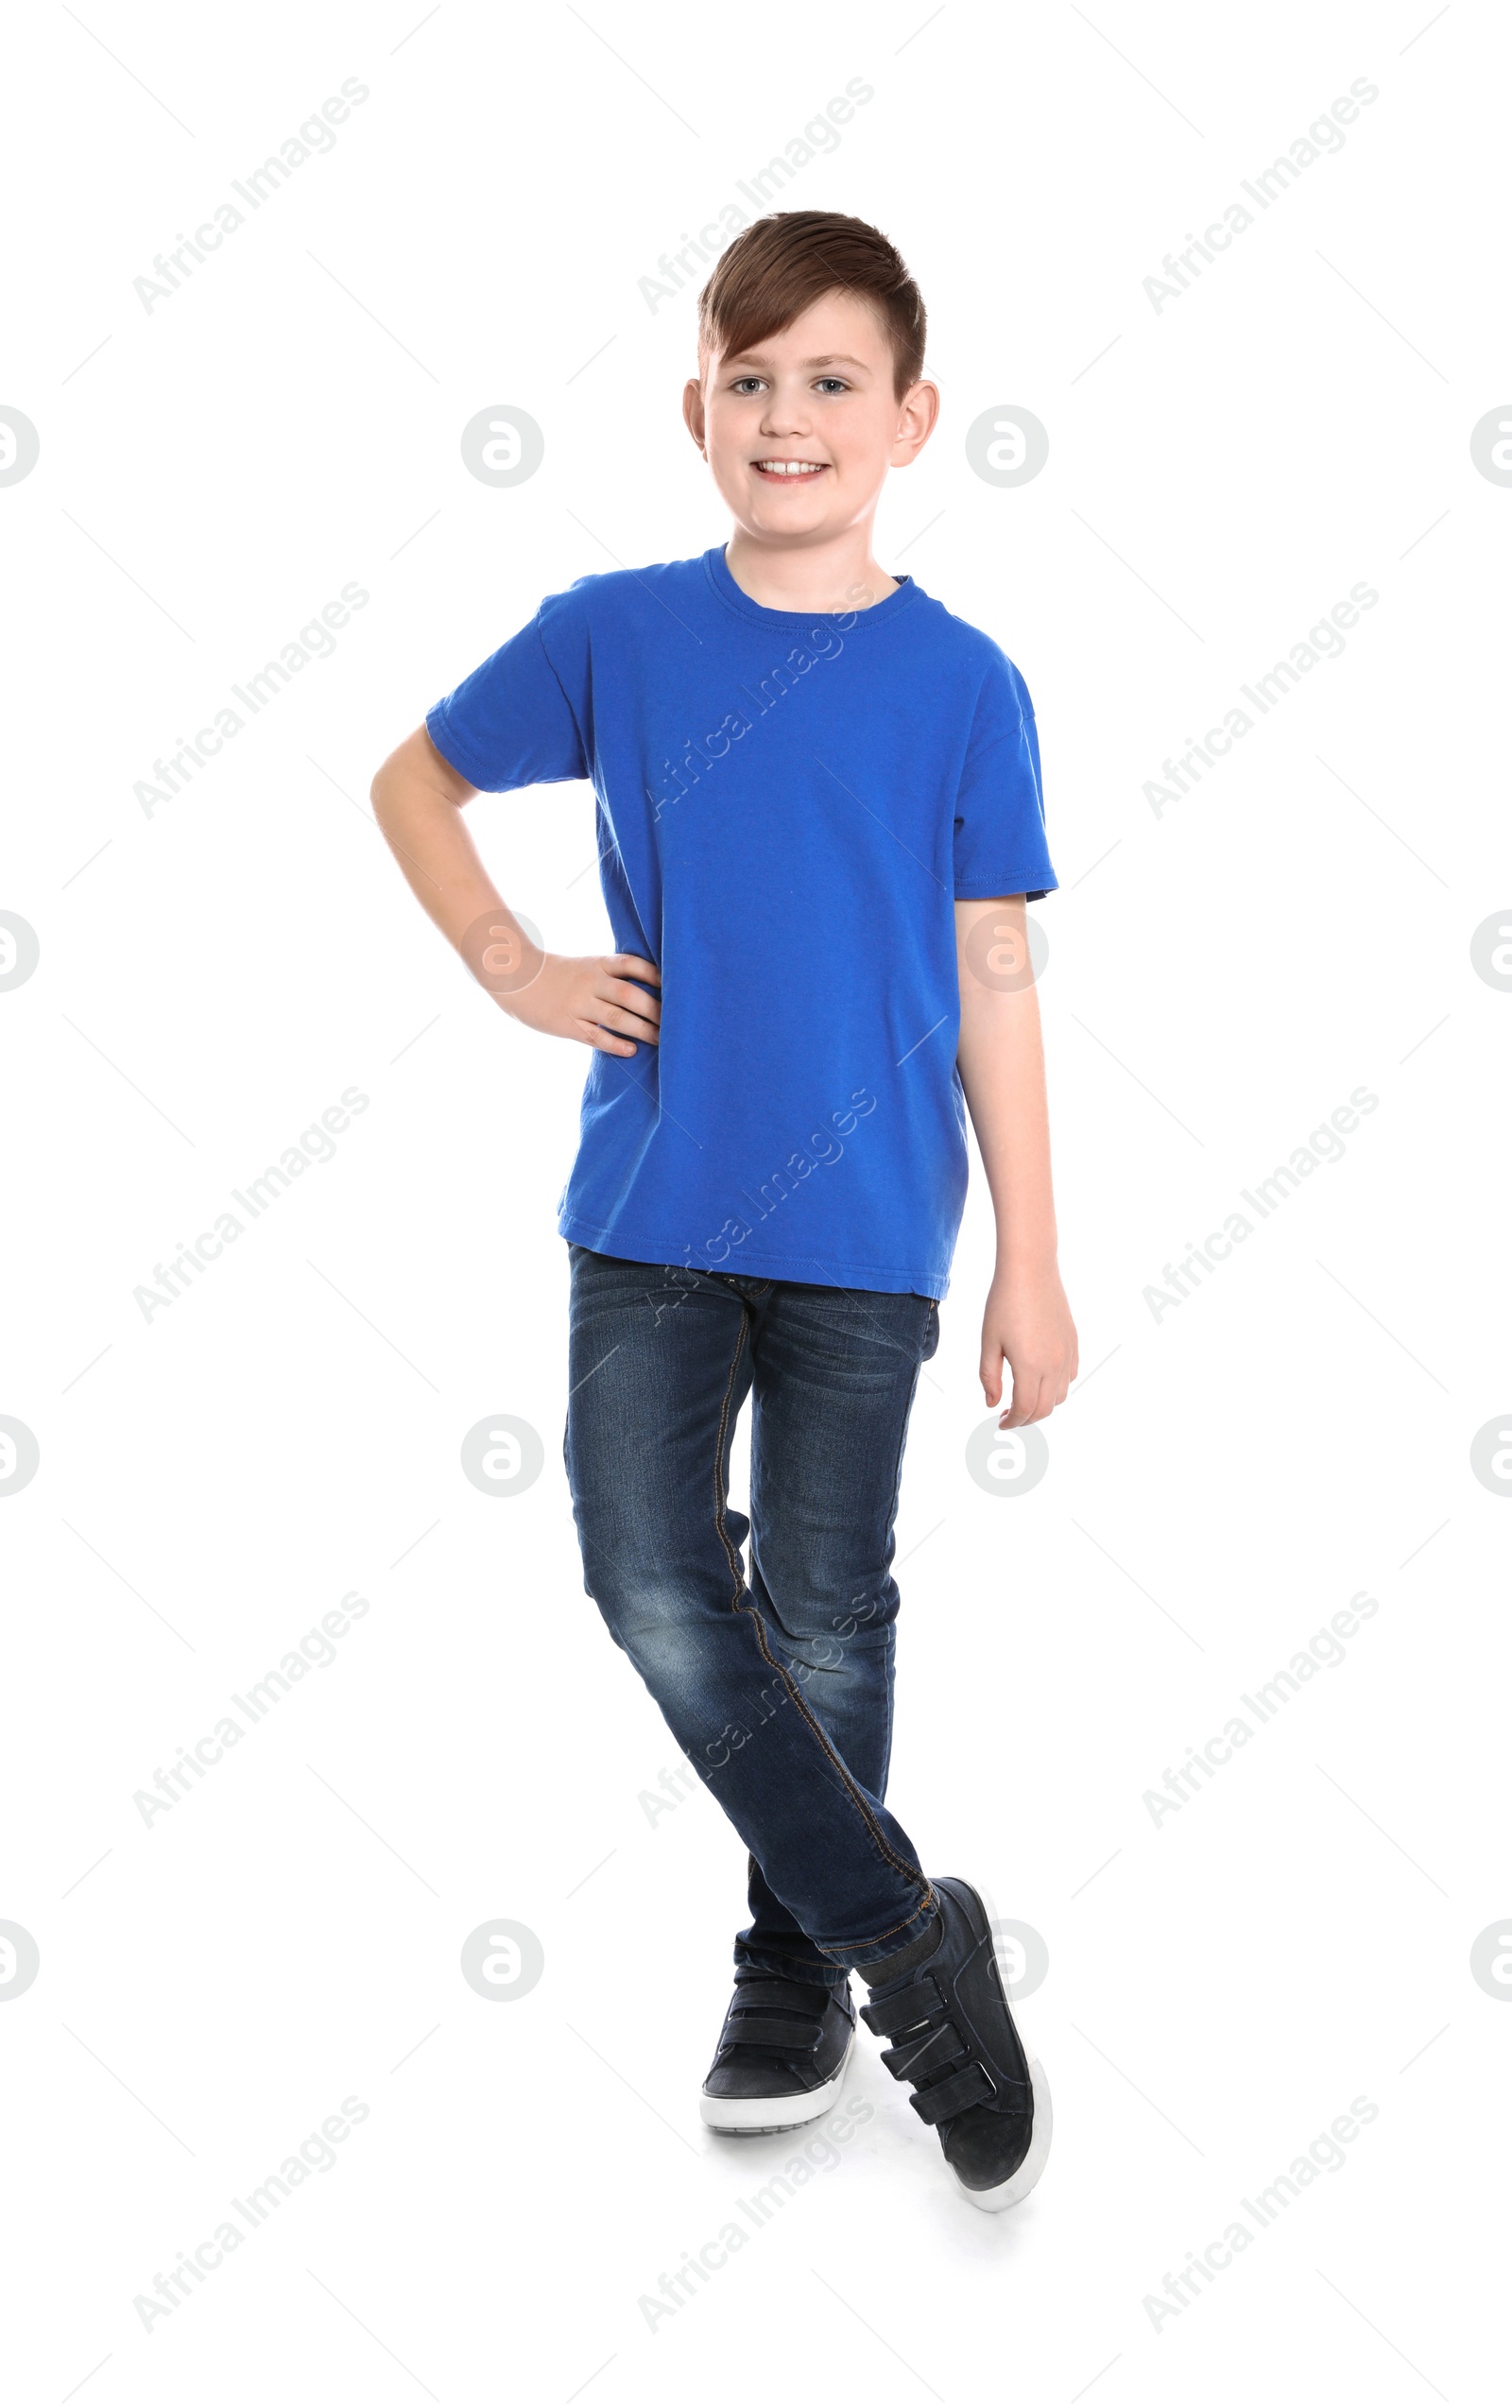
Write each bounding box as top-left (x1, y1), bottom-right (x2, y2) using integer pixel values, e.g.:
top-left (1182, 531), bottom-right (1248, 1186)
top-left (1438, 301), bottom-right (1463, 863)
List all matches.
top-left (703, 542), bottom-right (919, 630)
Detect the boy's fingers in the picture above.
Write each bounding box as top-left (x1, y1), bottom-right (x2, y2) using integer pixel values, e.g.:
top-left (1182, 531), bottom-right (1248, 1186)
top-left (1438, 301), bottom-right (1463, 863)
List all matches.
top-left (609, 953), bottom-right (661, 984)
top-left (595, 1004), bottom-right (659, 1041)
top-left (603, 975), bottom-right (662, 1022)
top-left (580, 1023), bottom-right (637, 1056)
top-left (1001, 1367), bottom-right (1056, 1425)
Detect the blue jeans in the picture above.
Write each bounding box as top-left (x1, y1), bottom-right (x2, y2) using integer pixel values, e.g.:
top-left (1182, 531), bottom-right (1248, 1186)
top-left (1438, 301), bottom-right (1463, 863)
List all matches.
top-left (563, 1244), bottom-right (941, 1987)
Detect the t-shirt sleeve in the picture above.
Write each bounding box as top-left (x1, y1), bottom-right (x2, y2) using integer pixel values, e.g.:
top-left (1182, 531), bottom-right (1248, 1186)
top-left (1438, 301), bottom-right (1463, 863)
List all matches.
top-left (425, 605), bottom-right (589, 793)
top-left (952, 647), bottom-right (1057, 902)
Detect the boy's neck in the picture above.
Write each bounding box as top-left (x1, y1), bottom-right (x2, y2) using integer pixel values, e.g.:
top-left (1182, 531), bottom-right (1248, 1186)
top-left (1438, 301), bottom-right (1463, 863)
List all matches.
top-left (722, 528), bottom-right (899, 616)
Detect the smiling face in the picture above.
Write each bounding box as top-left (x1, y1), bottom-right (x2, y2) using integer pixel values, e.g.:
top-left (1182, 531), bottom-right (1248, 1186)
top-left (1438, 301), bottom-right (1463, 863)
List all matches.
top-left (684, 289), bottom-right (937, 558)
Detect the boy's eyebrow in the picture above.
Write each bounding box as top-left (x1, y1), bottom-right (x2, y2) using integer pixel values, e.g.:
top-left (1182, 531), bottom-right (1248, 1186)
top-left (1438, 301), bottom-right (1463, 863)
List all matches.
top-left (725, 350), bottom-right (873, 372)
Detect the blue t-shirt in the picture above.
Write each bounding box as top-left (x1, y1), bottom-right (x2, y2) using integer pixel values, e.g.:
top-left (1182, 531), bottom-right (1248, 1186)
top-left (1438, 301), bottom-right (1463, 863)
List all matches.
top-left (426, 542), bottom-right (1056, 1301)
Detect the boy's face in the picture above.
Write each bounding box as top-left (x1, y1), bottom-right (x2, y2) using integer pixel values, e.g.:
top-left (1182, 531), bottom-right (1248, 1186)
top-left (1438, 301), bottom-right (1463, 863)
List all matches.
top-left (684, 290), bottom-right (937, 555)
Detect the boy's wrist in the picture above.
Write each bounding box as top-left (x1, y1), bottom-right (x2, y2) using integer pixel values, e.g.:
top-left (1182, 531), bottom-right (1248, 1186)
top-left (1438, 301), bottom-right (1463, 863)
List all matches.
top-left (993, 1241), bottom-right (1059, 1281)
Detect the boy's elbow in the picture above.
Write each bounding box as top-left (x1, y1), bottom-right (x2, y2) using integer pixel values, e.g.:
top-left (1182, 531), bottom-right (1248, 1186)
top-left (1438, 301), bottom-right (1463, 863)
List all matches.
top-left (369, 754), bottom-right (399, 823)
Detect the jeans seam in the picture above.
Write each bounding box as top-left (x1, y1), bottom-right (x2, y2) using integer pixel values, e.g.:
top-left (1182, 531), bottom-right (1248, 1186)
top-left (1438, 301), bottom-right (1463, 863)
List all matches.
top-left (737, 1937), bottom-right (849, 1974)
top-left (851, 1325), bottom-right (922, 1806)
top-left (709, 1308), bottom-right (933, 1918)
top-left (812, 1897), bottom-right (938, 1955)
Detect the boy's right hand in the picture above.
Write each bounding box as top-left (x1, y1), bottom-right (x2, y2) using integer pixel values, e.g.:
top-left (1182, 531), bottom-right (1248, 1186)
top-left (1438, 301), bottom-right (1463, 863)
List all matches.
top-left (500, 948), bottom-right (662, 1057)
top-left (367, 731), bottom-right (660, 1057)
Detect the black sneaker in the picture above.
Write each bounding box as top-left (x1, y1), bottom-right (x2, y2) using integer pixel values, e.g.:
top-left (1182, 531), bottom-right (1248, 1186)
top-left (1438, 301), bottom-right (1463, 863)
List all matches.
top-left (860, 1876), bottom-right (1052, 2210)
top-left (699, 1969), bottom-right (856, 2135)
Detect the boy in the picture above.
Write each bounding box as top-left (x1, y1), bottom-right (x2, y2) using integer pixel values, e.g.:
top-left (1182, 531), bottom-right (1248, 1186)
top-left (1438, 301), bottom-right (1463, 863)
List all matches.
top-left (370, 211), bottom-right (1076, 2211)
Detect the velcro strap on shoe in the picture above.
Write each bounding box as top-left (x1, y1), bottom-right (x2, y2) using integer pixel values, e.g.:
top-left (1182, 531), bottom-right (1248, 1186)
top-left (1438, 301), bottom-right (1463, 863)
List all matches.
top-left (723, 2010), bottom-right (824, 2051)
top-left (880, 2020), bottom-right (964, 2084)
top-left (730, 1977), bottom-right (829, 2013)
top-left (859, 1973), bottom-right (941, 2038)
top-left (909, 2060), bottom-right (996, 2124)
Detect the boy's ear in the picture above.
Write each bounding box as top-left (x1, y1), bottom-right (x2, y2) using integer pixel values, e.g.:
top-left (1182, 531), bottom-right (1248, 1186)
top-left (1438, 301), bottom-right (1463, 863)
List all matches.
top-left (890, 378), bottom-right (940, 468)
top-left (682, 376), bottom-right (708, 456)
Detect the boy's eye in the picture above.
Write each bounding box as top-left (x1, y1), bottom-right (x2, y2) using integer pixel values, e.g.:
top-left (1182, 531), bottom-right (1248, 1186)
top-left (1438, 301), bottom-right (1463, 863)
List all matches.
top-left (814, 378), bottom-right (850, 395)
top-left (730, 377), bottom-right (765, 395)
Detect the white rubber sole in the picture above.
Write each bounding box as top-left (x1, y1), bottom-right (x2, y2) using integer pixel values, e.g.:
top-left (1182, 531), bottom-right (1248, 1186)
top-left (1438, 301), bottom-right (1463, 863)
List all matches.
top-left (952, 1878), bottom-right (1054, 2213)
top-left (954, 2052), bottom-right (1054, 2211)
top-left (699, 2028), bottom-right (855, 2135)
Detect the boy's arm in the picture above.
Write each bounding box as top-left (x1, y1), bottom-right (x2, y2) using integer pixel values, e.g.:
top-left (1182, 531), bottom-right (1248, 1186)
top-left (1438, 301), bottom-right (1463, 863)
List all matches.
top-left (369, 726), bottom-right (661, 1057)
top-left (954, 894), bottom-right (1077, 1425)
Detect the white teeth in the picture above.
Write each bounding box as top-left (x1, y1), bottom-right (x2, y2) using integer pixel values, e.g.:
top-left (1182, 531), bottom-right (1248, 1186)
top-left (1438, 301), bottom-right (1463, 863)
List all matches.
top-left (755, 460), bottom-right (825, 474)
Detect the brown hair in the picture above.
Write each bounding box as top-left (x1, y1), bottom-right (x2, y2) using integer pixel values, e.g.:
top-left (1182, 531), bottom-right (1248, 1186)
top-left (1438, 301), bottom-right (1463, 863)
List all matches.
top-left (696, 211), bottom-right (927, 401)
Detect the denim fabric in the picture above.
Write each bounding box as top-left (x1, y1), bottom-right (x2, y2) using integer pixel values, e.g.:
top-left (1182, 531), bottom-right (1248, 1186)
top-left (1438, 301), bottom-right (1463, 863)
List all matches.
top-left (563, 1244), bottom-right (942, 1984)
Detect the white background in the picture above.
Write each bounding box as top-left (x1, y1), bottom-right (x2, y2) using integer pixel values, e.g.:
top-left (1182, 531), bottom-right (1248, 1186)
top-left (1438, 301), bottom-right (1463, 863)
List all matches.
top-left (3, 2), bottom-right (1508, 2400)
